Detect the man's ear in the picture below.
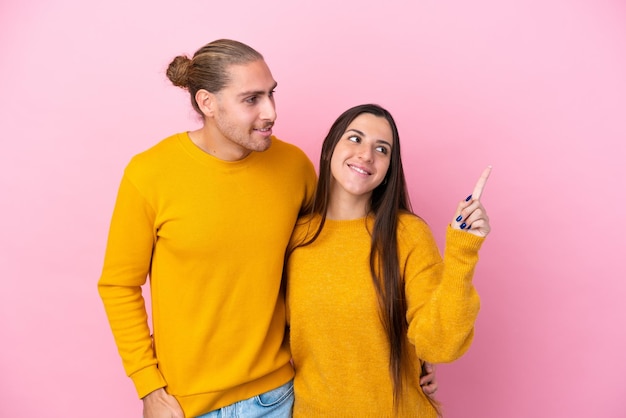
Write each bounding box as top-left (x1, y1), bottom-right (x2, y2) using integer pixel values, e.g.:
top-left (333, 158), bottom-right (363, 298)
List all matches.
top-left (195, 89), bottom-right (215, 117)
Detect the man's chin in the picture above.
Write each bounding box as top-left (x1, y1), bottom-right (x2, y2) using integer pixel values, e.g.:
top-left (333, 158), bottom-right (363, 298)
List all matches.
top-left (250, 137), bottom-right (272, 152)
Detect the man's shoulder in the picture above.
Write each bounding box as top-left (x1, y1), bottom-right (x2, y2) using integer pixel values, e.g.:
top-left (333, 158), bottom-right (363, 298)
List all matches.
top-left (131, 133), bottom-right (182, 161)
top-left (124, 132), bottom-right (183, 166)
top-left (122, 133), bottom-right (184, 180)
top-left (262, 136), bottom-right (315, 172)
top-left (268, 136), bottom-right (308, 158)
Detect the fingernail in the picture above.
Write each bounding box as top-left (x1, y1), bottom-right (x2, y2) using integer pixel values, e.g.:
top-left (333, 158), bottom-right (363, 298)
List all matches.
top-left (465, 195), bottom-right (472, 202)
top-left (456, 215), bottom-right (463, 222)
top-left (460, 223), bottom-right (467, 229)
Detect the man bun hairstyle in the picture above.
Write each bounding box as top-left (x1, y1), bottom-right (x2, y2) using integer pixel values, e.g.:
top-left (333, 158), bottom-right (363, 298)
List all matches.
top-left (165, 39), bottom-right (264, 116)
top-left (166, 55), bottom-right (192, 88)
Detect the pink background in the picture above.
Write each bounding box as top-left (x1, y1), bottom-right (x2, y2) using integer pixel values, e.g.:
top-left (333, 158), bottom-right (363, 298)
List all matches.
top-left (1, 0), bottom-right (625, 416)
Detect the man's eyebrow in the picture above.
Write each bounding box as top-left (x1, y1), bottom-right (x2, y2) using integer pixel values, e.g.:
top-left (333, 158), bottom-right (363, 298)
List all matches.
top-left (346, 128), bottom-right (393, 148)
top-left (237, 82), bottom-right (278, 98)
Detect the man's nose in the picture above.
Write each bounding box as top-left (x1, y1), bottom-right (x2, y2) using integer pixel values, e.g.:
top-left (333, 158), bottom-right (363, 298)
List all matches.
top-left (260, 98), bottom-right (277, 121)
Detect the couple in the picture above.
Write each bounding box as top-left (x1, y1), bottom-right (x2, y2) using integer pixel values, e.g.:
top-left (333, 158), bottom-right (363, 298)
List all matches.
top-left (98, 39), bottom-right (491, 418)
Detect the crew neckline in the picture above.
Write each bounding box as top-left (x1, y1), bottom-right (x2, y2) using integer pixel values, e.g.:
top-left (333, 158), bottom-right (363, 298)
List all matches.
top-left (178, 131), bottom-right (263, 166)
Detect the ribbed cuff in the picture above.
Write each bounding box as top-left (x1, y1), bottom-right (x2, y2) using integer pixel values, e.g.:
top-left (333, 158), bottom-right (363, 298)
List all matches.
top-left (131, 365), bottom-right (168, 399)
top-left (445, 225), bottom-right (485, 253)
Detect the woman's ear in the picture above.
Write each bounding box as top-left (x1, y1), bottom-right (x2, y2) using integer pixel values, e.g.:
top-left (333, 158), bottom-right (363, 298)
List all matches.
top-left (195, 89), bottom-right (215, 117)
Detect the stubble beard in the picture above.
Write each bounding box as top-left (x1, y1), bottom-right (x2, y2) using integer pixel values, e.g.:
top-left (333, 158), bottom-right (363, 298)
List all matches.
top-left (214, 116), bottom-right (272, 154)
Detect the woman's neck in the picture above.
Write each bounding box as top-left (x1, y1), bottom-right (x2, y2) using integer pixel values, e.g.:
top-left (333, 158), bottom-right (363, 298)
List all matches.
top-left (326, 192), bottom-right (371, 220)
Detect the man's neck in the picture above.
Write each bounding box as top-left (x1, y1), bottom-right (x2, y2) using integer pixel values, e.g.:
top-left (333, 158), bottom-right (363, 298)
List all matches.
top-left (188, 126), bottom-right (251, 161)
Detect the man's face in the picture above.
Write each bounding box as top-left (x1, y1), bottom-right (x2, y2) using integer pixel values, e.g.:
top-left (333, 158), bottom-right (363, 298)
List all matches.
top-left (211, 59), bottom-right (277, 157)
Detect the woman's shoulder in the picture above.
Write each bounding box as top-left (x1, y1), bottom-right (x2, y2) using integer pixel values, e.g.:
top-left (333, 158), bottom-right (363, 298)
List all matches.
top-left (396, 211), bottom-right (440, 258)
top-left (397, 211), bottom-right (439, 246)
top-left (397, 211), bottom-right (430, 234)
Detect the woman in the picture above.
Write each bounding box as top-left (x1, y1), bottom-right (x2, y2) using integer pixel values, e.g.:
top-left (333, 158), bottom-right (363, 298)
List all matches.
top-left (286, 104), bottom-right (491, 417)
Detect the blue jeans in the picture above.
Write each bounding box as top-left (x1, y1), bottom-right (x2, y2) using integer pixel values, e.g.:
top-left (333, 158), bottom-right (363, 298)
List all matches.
top-left (195, 380), bottom-right (294, 418)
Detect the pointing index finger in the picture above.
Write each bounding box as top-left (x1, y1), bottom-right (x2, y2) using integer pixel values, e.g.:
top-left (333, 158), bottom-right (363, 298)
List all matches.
top-left (472, 166), bottom-right (492, 200)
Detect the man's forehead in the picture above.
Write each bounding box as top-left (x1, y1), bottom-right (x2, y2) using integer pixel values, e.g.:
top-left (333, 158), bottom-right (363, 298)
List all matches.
top-left (227, 61), bottom-right (276, 91)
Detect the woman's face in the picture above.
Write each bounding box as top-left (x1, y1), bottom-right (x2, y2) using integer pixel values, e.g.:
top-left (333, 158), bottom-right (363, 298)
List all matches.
top-left (329, 113), bottom-right (393, 203)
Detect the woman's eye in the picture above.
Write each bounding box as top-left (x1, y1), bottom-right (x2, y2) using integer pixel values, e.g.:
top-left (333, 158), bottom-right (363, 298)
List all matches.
top-left (347, 135), bottom-right (360, 143)
top-left (376, 146), bottom-right (389, 155)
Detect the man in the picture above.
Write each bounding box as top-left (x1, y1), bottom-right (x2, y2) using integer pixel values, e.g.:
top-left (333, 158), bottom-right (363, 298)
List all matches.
top-left (98, 39), bottom-right (436, 418)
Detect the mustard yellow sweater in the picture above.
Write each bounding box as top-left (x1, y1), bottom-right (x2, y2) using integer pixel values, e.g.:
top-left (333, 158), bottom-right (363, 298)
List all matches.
top-left (286, 214), bottom-right (484, 417)
top-left (98, 132), bottom-right (316, 417)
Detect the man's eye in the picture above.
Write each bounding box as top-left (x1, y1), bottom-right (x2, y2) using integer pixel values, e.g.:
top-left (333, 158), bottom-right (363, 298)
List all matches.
top-left (246, 96), bottom-right (257, 104)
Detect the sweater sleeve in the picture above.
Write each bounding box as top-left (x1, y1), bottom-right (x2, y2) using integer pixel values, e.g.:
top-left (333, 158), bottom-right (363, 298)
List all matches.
top-left (404, 224), bottom-right (484, 363)
top-left (97, 173), bottom-right (167, 398)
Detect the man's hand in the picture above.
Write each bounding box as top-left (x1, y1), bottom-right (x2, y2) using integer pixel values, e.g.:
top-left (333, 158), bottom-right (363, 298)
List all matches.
top-left (142, 388), bottom-right (185, 418)
top-left (420, 362), bottom-right (438, 397)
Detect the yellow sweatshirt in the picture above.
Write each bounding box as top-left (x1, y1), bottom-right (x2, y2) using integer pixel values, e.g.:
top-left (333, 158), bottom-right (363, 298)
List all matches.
top-left (286, 213), bottom-right (483, 417)
top-left (98, 132), bottom-right (316, 417)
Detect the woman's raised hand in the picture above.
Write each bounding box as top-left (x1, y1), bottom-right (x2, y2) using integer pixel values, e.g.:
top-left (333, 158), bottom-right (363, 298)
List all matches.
top-left (451, 166), bottom-right (492, 237)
